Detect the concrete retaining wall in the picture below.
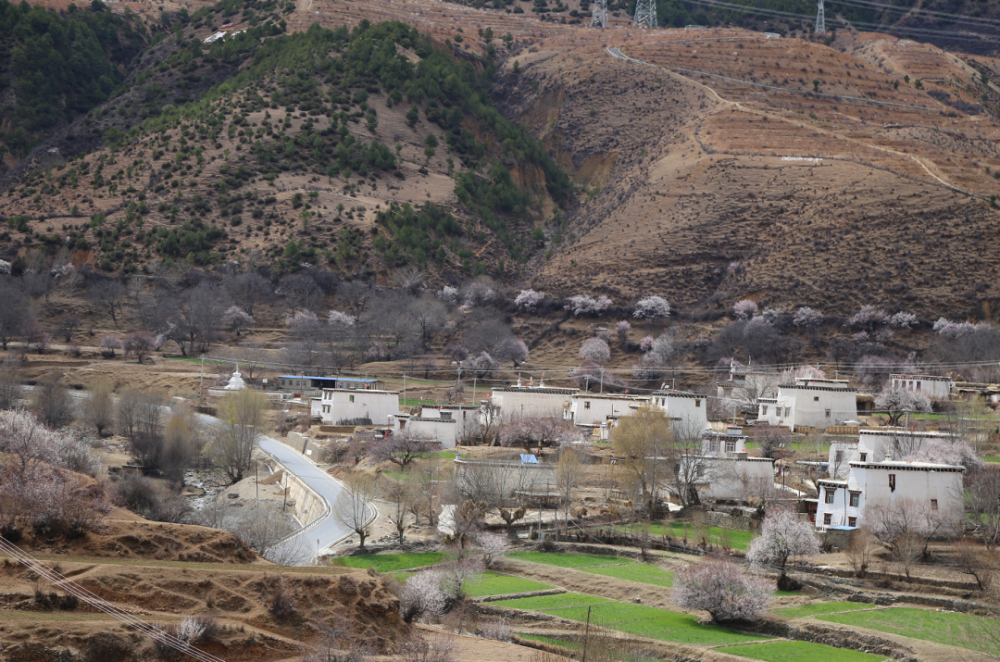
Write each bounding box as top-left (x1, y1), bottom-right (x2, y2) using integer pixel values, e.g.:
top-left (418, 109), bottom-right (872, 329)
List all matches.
top-left (264, 457), bottom-right (328, 529)
top-left (703, 510), bottom-right (757, 532)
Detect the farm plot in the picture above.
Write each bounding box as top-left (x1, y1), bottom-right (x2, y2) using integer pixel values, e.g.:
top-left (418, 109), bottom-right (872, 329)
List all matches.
top-left (493, 593), bottom-right (765, 646)
top-left (720, 640), bottom-right (889, 662)
top-left (819, 607), bottom-right (1000, 655)
top-left (330, 552), bottom-right (447, 573)
top-left (581, 563), bottom-right (674, 587)
top-left (463, 573), bottom-right (553, 597)
top-left (507, 552), bottom-right (629, 568)
top-left (775, 601), bottom-right (877, 619)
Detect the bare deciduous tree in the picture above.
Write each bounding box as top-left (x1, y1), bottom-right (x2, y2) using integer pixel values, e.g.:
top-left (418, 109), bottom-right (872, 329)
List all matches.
top-left (380, 477), bottom-right (411, 544)
top-left (88, 378), bottom-right (114, 437)
top-left (334, 473), bottom-right (376, 549)
top-left (211, 389), bottom-right (268, 484)
top-left (612, 404), bottom-right (671, 511)
top-left (89, 280), bottom-right (127, 326)
top-left (225, 271), bottom-right (272, 318)
top-left (0, 283), bottom-right (29, 350)
top-left (32, 378), bottom-right (75, 429)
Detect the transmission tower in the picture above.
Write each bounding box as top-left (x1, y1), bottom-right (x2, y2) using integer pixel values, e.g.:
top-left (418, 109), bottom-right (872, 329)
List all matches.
top-left (631, 0), bottom-right (656, 28)
top-left (591, 0), bottom-right (608, 28)
top-left (814, 0), bottom-right (825, 34)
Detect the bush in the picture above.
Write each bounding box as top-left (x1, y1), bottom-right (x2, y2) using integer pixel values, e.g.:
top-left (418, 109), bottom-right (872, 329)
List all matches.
top-left (268, 577), bottom-right (299, 621)
top-left (672, 557), bottom-right (772, 622)
top-left (85, 633), bottom-right (139, 662)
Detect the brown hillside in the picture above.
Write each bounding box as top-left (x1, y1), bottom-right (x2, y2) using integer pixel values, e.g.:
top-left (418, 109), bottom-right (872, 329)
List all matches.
top-left (485, 27), bottom-right (1000, 318)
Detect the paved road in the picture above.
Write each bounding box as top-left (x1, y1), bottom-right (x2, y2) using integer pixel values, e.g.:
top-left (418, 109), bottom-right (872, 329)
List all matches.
top-left (49, 384), bottom-right (368, 565)
top-left (195, 414), bottom-right (372, 565)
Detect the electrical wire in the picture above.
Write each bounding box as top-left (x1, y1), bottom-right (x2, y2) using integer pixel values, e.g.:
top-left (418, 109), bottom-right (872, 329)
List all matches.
top-left (826, 0), bottom-right (1000, 29)
top-left (0, 538), bottom-right (226, 662)
top-left (684, 0), bottom-right (1000, 41)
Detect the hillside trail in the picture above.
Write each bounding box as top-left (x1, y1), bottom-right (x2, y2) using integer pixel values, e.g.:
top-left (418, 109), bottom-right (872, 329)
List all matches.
top-left (608, 46), bottom-right (977, 199)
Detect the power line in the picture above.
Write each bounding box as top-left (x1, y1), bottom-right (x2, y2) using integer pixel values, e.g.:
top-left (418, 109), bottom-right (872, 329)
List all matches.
top-left (0, 537), bottom-right (226, 662)
top-left (826, 0), bottom-right (1000, 29)
top-left (685, 0), bottom-right (1000, 41)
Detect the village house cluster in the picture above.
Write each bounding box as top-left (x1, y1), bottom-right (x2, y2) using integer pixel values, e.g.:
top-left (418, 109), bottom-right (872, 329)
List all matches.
top-left (297, 369), bottom-right (974, 535)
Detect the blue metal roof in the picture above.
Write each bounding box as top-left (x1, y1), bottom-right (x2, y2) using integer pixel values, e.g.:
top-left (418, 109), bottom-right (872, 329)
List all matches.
top-left (520, 454), bottom-right (538, 464)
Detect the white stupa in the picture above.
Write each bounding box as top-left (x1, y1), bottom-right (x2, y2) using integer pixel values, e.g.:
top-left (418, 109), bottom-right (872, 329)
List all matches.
top-left (224, 366), bottom-right (247, 390)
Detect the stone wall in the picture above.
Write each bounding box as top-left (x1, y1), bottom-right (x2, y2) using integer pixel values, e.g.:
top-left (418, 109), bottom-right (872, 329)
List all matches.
top-left (702, 510), bottom-right (757, 532)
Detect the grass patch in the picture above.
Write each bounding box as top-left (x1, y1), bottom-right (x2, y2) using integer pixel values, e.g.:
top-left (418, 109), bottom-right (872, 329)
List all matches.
top-left (417, 450), bottom-right (457, 460)
top-left (819, 607), bottom-right (1000, 655)
top-left (330, 552), bottom-right (447, 573)
top-left (582, 563), bottom-right (674, 587)
top-left (986, 456), bottom-right (1000, 463)
top-left (518, 634), bottom-right (582, 650)
top-left (775, 601), bottom-right (875, 619)
top-left (494, 594), bottom-right (764, 646)
top-left (720, 640), bottom-right (888, 662)
top-left (493, 592), bottom-right (611, 611)
top-left (508, 551), bottom-right (630, 568)
top-left (616, 523), bottom-right (756, 551)
top-left (463, 572), bottom-right (552, 597)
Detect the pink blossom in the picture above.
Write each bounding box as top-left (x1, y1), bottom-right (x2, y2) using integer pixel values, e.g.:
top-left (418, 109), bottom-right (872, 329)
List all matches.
top-left (672, 557), bottom-right (772, 622)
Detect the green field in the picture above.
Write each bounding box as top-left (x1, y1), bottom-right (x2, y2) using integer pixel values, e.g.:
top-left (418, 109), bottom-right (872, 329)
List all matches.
top-left (493, 593), bottom-right (764, 646)
top-left (720, 640), bottom-right (889, 662)
top-left (517, 634), bottom-right (582, 650)
top-left (581, 563), bottom-right (674, 587)
top-left (775, 601), bottom-right (876, 619)
top-left (493, 592), bottom-right (611, 611)
top-left (619, 523), bottom-right (756, 551)
top-left (330, 552), bottom-right (447, 573)
top-left (463, 573), bottom-right (552, 597)
top-left (508, 551), bottom-right (631, 568)
top-left (819, 607), bottom-right (1000, 655)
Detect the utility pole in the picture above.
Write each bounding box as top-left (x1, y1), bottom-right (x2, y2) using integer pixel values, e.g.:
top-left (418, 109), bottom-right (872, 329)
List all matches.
top-left (199, 353), bottom-right (205, 399)
top-left (815, 0), bottom-right (825, 34)
top-left (582, 606), bottom-right (592, 662)
top-left (590, 0), bottom-right (607, 28)
top-left (631, 0), bottom-right (656, 28)
top-left (403, 374), bottom-right (406, 410)
top-left (473, 376), bottom-right (477, 407)
top-left (600, 367), bottom-right (604, 394)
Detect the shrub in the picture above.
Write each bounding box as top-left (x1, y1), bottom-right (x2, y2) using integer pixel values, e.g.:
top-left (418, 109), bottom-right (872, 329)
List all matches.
top-left (566, 294), bottom-right (612, 316)
top-left (514, 289), bottom-right (543, 312)
top-left (732, 299), bottom-right (757, 320)
top-left (85, 633), bottom-right (138, 662)
top-left (632, 295), bottom-right (671, 320)
top-left (477, 531), bottom-right (512, 568)
top-left (579, 337), bottom-right (611, 364)
top-left (268, 577), bottom-right (299, 621)
top-left (672, 557), bottom-right (772, 622)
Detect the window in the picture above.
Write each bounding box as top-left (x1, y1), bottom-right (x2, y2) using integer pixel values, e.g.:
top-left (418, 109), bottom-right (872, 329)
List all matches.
top-left (850, 491), bottom-right (860, 507)
top-left (930, 499), bottom-right (938, 510)
top-left (322, 405), bottom-right (330, 414)
top-left (836, 450), bottom-right (844, 463)
top-left (349, 395), bottom-right (355, 403)
top-left (814, 396), bottom-right (820, 402)
top-left (695, 399), bottom-right (701, 408)
top-left (584, 401), bottom-right (591, 409)
top-left (784, 407), bottom-right (791, 417)
top-left (848, 517), bottom-right (857, 527)
top-left (888, 474), bottom-right (896, 491)
top-left (916, 382), bottom-right (921, 391)
top-left (860, 453), bottom-right (867, 461)
top-left (823, 513), bottom-right (832, 525)
top-left (825, 488), bottom-right (835, 504)
top-left (710, 440), bottom-right (719, 453)
top-left (762, 405), bottom-right (769, 415)
top-left (825, 408), bottom-right (831, 419)
top-left (441, 412), bottom-right (452, 420)
top-left (696, 464), bottom-right (705, 477)
top-left (726, 441), bottom-right (736, 453)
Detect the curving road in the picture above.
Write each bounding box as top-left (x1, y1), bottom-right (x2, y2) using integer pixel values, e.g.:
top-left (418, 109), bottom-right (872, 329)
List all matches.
top-left (45, 383), bottom-right (371, 565)
top-left (194, 414), bottom-right (374, 565)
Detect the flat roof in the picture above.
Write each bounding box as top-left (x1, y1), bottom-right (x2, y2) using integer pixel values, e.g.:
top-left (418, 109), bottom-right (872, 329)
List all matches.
top-left (850, 460), bottom-right (964, 471)
top-left (322, 388), bottom-right (399, 394)
top-left (779, 384), bottom-right (856, 393)
top-left (278, 375), bottom-right (376, 382)
top-left (890, 374), bottom-right (952, 381)
top-left (859, 428), bottom-right (952, 437)
top-left (650, 390), bottom-right (703, 399)
top-left (492, 387), bottom-right (578, 394)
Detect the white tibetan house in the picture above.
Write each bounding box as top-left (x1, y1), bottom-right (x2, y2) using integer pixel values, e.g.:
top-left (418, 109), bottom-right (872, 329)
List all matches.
top-left (315, 387), bottom-right (400, 425)
top-left (889, 374), bottom-right (954, 401)
top-left (815, 460), bottom-right (965, 531)
top-left (488, 379), bottom-right (578, 420)
top-left (827, 428), bottom-right (956, 478)
top-left (757, 377), bottom-right (856, 431)
top-left (387, 413), bottom-right (459, 449)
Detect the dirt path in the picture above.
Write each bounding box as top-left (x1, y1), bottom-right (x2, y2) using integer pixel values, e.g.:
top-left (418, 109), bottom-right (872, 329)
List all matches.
top-left (608, 46), bottom-right (977, 199)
